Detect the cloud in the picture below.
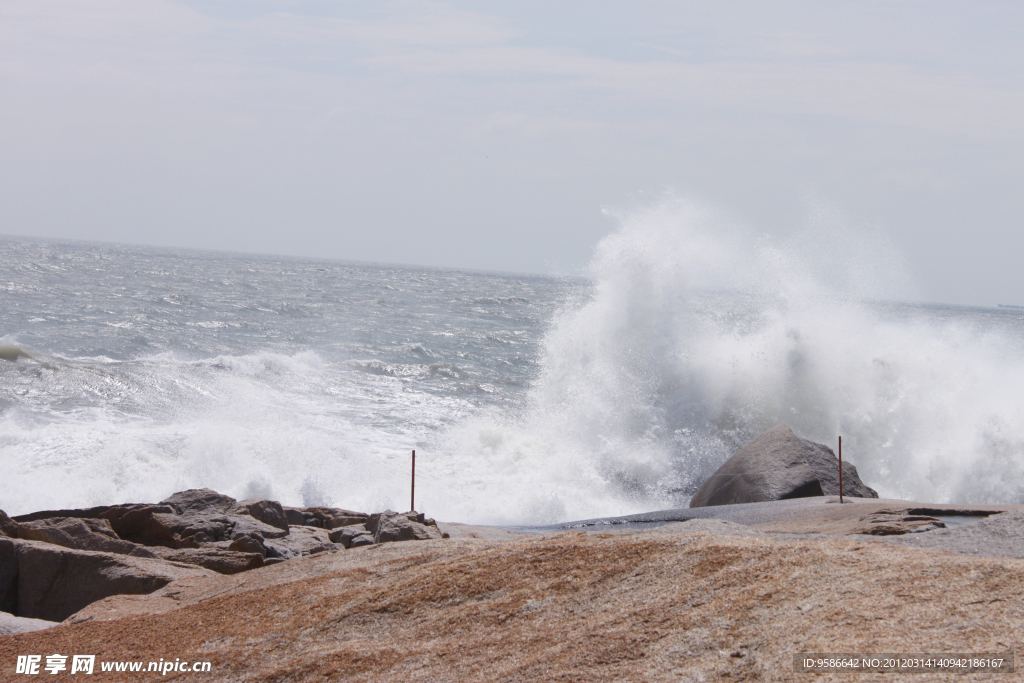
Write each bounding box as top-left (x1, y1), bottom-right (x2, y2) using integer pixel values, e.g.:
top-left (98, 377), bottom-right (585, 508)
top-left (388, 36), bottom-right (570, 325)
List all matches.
top-left (0, 0), bottom-right (1022, 303)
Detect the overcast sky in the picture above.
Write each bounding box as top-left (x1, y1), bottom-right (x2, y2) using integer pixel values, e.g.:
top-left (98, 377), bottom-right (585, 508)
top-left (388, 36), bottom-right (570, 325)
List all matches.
top-left (1, 1), bottom-right (1022, 305)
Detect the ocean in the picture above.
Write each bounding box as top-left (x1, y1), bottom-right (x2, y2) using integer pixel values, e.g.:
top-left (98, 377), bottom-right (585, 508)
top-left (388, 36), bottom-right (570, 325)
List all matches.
top-left (3, 204), bottom-right (1024, 523)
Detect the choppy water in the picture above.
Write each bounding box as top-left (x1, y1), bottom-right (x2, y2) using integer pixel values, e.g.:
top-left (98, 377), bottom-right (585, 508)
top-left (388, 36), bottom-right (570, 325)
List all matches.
top-left (3, 200), bottom-right (1024, 522)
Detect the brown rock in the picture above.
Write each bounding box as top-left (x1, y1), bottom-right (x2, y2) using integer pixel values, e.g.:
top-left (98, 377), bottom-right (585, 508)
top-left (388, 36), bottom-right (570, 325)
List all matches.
top-left (3, 529), bottom-right (1024, 682)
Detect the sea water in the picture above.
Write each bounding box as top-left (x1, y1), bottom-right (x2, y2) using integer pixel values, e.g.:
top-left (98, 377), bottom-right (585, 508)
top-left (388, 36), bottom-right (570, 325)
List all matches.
top-left (3, 200), bottom-right (1024, 523)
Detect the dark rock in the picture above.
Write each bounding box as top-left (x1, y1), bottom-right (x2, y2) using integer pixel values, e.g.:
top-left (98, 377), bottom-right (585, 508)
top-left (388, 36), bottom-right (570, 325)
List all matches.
top-left (233, 498), bottom-right (289, 531)
top-left (0, 510), bottom-right (18, 538)
top-left (0, 539), bottom-right (17, 614)
top-left (231, 516), bottom-right (289, 542)
top-left (160, 488), bottom-right (238, 516)
top-left (0, 538), bottom-right (214, 621)
top-left (15, 517), bottom-right (158, 558)
top-left (100, 505), bottom-right (182, 546)
top-left (283, 508), bottom-right (318, 527)
top-left (371, 510), bottom-right (444, 543)
top-left (328, 525), bottom-right (374, 549)
top-left (151, 547), bottom-right (264, 575)
top-left (12, 506), bottom-right (113, 524)
top-left (690, 424), bottom-right (879, 508)
top-left (349, 534), bottom-right (376, 548)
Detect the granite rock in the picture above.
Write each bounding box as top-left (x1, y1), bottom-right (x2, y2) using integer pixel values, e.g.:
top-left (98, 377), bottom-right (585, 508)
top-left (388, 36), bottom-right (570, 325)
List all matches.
top-left (691, 424), bottom-right (878, 508)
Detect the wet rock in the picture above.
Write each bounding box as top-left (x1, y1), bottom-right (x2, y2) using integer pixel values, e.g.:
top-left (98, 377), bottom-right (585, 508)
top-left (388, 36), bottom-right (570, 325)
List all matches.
top-left (15, 517), bottom-right (158, 558)
top-left (0, 538), bottom-right (215, 621)
top-left (690, 424), bottom-right (878, 508)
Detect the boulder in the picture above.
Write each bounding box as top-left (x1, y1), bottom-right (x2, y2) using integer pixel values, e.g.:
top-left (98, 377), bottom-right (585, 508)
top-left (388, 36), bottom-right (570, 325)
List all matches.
top-left (161, 488), bottom-right (238, 516)
top-left (151, 548), bottom-right (264, 575)
top-left (690, 424), bottom-right (878, 508)
top-left (328, 525), bottom-right (374, 549)
top-left (283, 508), bottom-right (319, 527)
top-left (15, 517), bottom-right (158, 557)
top-left (233, 498), bottom-right (289, 531)
top-left (0, 538), bottom-right (215, 621)
top-left (100, 504), bottom-right (183, 546)
top-left (0, 610), bottom-right (57, 635)
top-left (370, 510), bottom-right (444, 543)
top-left (230, 516), bottom-right (289, 542)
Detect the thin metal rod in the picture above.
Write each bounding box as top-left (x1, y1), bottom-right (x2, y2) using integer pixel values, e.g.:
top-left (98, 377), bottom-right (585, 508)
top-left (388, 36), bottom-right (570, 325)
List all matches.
top-left (838, 436), bottom-right (843, 504)
top-left (411, 449), bottom-right (416, 512)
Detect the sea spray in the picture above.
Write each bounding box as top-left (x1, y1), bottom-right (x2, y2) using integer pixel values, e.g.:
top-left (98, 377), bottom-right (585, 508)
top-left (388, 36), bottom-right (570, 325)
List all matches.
top-left (419, 198), bottom-right (1024, 522)
top-left (1, 220), bottom-right (1023, 523)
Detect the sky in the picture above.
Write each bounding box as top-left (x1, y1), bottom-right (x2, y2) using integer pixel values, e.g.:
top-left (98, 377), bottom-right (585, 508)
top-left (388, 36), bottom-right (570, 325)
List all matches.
top-left (1, 1), bottom-right (1022, 305)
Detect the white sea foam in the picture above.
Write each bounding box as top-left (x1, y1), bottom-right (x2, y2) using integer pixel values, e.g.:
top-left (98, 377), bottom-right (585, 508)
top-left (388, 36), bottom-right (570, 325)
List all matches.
top-left (417, 198), bottom-right (1024, 523)
top-left (2, 217), bottom-right (1023, 523)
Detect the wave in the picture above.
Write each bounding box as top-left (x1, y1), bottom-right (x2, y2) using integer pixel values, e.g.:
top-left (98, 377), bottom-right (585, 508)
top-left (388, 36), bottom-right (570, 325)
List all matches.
top-left (417, 198), bottom-right (1024, 524)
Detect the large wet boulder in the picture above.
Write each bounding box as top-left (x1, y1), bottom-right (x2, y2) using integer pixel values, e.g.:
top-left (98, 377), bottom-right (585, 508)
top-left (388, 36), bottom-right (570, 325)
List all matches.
top-left (690, 424), bottom-right (878, 508)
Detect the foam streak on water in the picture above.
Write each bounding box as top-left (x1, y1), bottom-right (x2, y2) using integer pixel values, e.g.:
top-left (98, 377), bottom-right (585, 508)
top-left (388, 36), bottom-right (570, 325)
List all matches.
top-left (2, 203), bottom-right (1023, 522)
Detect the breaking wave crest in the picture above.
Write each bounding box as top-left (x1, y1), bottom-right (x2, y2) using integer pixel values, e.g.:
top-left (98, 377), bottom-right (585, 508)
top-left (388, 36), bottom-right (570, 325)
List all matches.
top-left (420, 199), bottom-right (1024, 523)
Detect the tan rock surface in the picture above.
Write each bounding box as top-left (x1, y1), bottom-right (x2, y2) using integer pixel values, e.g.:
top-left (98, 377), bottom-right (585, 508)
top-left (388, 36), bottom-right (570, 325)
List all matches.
top-left (3, 527), bottom-right (1022, 682)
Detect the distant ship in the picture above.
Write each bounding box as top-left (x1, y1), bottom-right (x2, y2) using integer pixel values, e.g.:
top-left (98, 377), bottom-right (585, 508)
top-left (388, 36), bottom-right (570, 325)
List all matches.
top-left (997, 304), bottom-right (1024, 309)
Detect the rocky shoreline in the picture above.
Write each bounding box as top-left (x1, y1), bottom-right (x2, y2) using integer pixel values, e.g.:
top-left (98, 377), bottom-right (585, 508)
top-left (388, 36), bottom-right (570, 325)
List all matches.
top-left (1, 488), bottom-right (447, 627)
top-left (1, 500), bottom-right (1023, 681)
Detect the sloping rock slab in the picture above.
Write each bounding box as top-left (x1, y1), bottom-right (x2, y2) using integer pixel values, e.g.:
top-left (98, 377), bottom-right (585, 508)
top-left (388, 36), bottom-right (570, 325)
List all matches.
top-left (151, 548), bottom-right (264, 575)
top-left (0, 538), bottom-right (216, 622)
top-left (691, 424), bottom-right (878, 508)
top-left (16, 517), bottom-right (158, 557)
top-left (0, 611), bottom-right (57, 635)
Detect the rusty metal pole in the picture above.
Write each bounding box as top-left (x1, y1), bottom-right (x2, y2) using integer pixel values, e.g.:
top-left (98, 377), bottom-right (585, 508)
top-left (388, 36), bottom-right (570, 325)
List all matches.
top-left (411, 450), bottom-right (416, 512)
top-left (838, 436), bottom-right (843, 504)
